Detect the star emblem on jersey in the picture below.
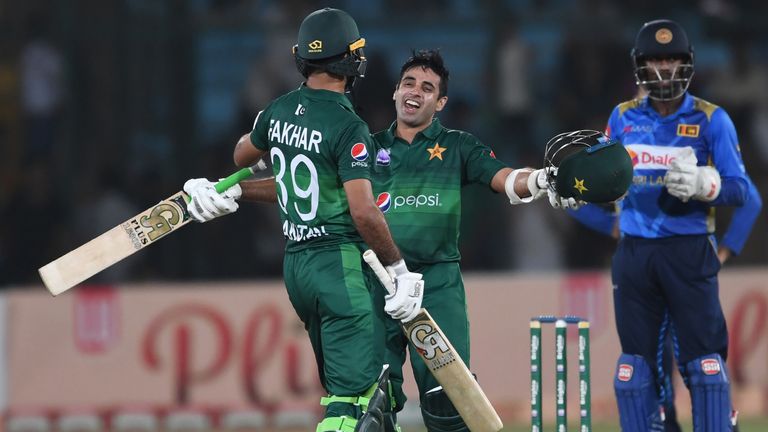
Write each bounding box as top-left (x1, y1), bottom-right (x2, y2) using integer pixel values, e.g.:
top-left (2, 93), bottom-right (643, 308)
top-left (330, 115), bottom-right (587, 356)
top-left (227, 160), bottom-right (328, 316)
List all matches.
top-left (427, 143), bottom-right (447, 161)
top-left (573, 178), bottom-right (588, 194)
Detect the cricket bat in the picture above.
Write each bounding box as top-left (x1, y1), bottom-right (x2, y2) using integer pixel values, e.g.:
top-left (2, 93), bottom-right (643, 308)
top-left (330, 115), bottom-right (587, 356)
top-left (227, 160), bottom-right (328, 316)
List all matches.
top-left (362, 250), bottom-right (503, 432)
top-left (38, 163), bottom-right (265, 296)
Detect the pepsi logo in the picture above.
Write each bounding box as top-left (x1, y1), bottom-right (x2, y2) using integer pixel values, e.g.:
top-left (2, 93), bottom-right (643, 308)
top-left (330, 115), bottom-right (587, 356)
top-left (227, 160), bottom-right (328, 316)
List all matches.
top-left (701, 358), bottom-right (721, 375)
top-left (376, 192), bottom-right (391, 213)
top-left (617, 364), bottom-right (633, 382)
top-left (351, 143), bottom-right (369, 161)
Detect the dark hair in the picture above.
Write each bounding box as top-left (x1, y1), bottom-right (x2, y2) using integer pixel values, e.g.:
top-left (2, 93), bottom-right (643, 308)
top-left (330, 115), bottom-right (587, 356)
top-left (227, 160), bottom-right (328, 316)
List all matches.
top-left (399, 49), bottom-right (449, 98)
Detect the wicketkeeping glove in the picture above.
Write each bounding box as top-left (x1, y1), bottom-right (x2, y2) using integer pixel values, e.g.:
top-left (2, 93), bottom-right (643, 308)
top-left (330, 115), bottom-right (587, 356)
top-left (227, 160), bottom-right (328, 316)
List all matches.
top-left (183, 178), bottom-right (242, 222)
top-left (384, 260), bottom-right (424, 322)
top-left (664, 150), bottom-right (721, 202)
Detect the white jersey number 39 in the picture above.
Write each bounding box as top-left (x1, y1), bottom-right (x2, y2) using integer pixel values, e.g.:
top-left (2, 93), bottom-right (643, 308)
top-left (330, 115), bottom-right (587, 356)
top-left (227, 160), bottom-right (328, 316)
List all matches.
top-left (271, 147), bottom-right (319, 221)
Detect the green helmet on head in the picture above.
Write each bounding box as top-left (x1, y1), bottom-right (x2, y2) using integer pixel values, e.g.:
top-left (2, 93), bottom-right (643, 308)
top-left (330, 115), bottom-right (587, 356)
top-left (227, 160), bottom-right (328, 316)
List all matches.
top-left (293, 8), bottom-right (367, 88)
top-left (544, 130), bottom-right (633, 203)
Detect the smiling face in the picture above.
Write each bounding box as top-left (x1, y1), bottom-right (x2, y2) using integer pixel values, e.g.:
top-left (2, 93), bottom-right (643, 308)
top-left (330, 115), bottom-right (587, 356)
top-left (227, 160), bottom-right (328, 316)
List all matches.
top-left (393, 66), bottom-right (448, 129)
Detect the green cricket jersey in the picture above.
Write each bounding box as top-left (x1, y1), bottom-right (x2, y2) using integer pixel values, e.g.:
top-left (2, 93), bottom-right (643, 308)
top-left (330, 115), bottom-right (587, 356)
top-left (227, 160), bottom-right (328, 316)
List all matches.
top-left (371, 118), bottom-right (506, 264)
top-left (250, 84), bottom-right (374, 252)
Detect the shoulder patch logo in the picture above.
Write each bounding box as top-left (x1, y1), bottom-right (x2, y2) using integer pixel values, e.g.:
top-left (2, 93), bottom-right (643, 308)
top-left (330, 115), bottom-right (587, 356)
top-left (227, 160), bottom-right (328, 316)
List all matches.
top-left (427, 143), bottom-right (447, 161)
top-left (677, 124), bottom-right (700, 138)
top-left (351, 143), bottom-right (369, 161)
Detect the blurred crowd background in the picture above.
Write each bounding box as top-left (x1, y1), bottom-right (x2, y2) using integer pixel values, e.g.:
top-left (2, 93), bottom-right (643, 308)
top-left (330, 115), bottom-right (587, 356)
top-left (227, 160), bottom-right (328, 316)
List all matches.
top-left (1, 0), bottom-right (767, 287)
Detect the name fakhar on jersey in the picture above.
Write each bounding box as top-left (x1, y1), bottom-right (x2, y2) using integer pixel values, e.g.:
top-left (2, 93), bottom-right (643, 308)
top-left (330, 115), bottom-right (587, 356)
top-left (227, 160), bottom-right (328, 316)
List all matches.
top-left (268, 119), bottom-right (322, 153)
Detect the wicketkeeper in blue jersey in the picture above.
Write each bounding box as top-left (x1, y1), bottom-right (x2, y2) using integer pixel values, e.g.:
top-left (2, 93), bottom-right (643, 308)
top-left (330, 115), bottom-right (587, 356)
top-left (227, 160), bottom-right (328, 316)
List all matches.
top-left (577, 19), bottom-right (749, 431)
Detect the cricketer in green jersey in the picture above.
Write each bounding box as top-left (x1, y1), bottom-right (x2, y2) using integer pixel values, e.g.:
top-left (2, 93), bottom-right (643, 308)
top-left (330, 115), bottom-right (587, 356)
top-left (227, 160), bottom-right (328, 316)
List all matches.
top-left (182, 8), bottom-right (426, 432)
top-left (370, 50), bottom-right (578, 432)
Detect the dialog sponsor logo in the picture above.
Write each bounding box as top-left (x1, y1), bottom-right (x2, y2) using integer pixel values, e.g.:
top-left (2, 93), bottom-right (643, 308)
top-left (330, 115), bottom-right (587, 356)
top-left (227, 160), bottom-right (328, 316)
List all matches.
top-left (625, 145), bottom-right (693, 170)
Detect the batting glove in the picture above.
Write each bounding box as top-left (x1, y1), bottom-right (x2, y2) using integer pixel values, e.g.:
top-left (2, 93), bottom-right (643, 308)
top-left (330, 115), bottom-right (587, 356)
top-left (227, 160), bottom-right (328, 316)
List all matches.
top-left (384, 260), bottom-right (424, 322)
top-left (183, 178), bottom-right (242, 222)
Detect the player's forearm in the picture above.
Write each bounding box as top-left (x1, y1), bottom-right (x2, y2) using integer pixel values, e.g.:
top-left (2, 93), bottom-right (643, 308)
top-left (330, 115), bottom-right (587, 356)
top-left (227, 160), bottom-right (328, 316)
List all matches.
top-left (720, 179), bottom-right (762, 254)
top-left (492, 167), bottom-right (532, 198)
top-left (351, 205), bottom-right (402, 265)
top-left (239, 178), bottom-right (278, 203)
top-left (711, 176), bottom-right (748, 206)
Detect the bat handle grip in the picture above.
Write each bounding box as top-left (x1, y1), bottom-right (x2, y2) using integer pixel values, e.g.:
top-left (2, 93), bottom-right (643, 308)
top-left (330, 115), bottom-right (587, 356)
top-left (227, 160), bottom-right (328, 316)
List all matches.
top-left (214, 160), bottom-right (268, 194)
top-left (363, 249), bottom-right (396, 296)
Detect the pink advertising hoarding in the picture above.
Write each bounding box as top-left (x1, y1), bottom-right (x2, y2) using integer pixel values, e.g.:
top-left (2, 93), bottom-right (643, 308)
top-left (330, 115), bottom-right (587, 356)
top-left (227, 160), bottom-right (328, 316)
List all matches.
top-left (6, 269), bottom-right (768, 422)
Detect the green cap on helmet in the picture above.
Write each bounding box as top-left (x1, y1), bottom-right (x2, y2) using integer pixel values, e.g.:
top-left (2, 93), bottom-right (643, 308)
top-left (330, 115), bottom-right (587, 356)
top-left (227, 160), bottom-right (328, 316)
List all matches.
top-left (545, 130), bottom-right (633, 203)
top-left (293, 8), bottom-right (367, 85)
top-left (295, 8), bottom-right (363, 61)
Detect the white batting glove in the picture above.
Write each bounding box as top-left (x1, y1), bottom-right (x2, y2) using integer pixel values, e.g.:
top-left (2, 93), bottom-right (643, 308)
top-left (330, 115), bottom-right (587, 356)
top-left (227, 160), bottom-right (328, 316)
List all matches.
top-left (383, 260), bottom-right (424, 322)
top-left (665, 160), bottom-right (721, 202)
top-left (183, 178), bottom-right (242, 222)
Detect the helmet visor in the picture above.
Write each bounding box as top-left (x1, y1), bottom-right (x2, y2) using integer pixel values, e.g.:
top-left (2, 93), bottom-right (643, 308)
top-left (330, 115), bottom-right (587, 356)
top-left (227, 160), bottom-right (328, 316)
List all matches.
top-left (634, 59), bottom-right (694, 101)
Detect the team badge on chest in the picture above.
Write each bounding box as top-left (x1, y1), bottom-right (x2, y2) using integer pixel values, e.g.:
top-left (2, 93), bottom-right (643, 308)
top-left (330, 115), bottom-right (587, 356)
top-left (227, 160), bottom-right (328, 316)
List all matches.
top-left (427, 143), bottom-right (447, 161)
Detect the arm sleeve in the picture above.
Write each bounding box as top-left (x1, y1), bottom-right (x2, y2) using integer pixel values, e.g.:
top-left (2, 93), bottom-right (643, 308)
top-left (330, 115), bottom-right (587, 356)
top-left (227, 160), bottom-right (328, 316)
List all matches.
top-left (708, 108), bottom-right (748, 206)
top-left (567, 204), bottom-right (617, 237)
top-left (335, 120), bottom-right (374, 183)
top-left (460, 132), bottom-right (507, 188)
top-left (249, 108), bottom-right (271, 151)
top-left (720, 176), bottom-right (762, 255)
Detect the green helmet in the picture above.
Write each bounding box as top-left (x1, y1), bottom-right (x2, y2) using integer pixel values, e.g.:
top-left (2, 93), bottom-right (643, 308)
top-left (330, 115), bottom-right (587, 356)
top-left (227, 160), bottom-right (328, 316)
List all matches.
top-left (544, 130), bottom-right (633, 203)
top-left (293, 8), bottom-right (367, 86)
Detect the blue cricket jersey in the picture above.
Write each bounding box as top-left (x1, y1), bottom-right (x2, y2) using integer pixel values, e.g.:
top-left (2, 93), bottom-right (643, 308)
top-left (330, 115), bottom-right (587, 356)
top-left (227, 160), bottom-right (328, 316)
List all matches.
top-left (604, 93), bottom-right (748, 238)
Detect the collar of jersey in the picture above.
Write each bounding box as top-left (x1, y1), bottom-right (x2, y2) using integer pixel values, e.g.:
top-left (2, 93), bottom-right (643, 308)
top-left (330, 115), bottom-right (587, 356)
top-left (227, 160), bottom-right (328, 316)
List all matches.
top-left (640, 92), bottom-right (694, 122)
top-left (298, 83), bottom-right (353, 110)
top-left (385, 117), bottom-right (443, 143)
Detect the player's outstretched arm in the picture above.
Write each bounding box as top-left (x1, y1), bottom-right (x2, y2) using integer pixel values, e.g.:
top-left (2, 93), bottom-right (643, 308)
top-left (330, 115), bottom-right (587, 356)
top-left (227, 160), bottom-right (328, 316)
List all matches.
top-left (492, 166), bottom-right (582, 209)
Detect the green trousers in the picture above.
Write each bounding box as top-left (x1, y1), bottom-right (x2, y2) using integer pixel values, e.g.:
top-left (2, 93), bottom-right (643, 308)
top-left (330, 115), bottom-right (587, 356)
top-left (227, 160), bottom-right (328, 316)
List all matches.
top-left (283, 242), bottom-right (387, 418)
top-left (380, 261), bottom-right (470, 410)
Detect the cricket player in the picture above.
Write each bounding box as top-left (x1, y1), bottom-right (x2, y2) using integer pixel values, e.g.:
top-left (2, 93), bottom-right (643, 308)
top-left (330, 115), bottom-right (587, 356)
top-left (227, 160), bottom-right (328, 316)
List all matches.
top-left (183, 8), bottom-right (425, 432)
top-left (571, 171), bottom-right (760, 432)
top-left (367, 50), bottom-right (614, 431)
top-left (577, 19), bottom-right (748, 431)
